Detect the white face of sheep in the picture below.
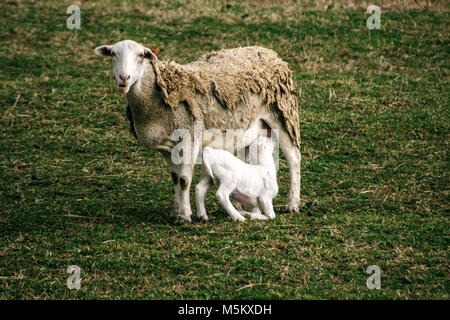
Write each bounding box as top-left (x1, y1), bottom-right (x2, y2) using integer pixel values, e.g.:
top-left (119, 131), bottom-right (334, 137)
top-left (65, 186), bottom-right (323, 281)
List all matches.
top-left (94, 40), bottom-right (157, 94)
top-left (251, 129), bottom-right (275, 165)
top-left (257, 132), bottom-right (274, 156)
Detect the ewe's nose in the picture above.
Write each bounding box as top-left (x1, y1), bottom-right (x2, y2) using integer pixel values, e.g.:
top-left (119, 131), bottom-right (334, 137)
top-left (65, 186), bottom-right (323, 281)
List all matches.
top-left (119, 74), bottom-right (131, 82)
top-left (118, 74), bottom-right (131, 93)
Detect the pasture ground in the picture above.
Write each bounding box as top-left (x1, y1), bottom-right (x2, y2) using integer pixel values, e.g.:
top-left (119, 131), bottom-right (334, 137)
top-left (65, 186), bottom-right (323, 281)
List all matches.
top-left (0, 0), bottom-right (448, 299)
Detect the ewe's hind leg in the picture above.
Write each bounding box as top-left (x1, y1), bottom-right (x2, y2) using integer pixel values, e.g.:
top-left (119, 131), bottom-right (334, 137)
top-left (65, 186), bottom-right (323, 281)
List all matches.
top-left (195, 175), bottom-right (213, 221)
top-left (279, 130), bottom-right (301, 213)
top-left (216, 186), bottom-right (246, 222)
top-left (260, 116), bottom-right (301, 212)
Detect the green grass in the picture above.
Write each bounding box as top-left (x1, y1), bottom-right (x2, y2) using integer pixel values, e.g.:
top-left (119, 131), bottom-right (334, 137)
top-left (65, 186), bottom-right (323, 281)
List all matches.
top-left (0, 0), bottom-right (448, 299)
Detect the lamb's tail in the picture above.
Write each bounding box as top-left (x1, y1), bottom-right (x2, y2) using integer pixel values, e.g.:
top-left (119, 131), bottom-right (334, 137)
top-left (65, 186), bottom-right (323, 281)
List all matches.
top-left (202, 147), bottom-right (216, 184)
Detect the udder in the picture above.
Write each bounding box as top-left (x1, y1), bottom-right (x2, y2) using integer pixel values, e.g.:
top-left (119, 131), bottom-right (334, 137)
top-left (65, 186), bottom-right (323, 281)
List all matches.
top-left (230, 190), bottom-right (258, 207)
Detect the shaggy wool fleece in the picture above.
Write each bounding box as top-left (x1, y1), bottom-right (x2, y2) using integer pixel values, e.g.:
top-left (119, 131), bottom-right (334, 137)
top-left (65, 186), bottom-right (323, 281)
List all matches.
top-left (150, 46), bottom-right (300, 148)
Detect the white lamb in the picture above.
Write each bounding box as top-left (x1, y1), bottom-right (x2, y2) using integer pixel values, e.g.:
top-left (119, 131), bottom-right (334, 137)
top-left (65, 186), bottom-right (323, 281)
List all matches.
top-left (195, 129), bottom-right (278, 221)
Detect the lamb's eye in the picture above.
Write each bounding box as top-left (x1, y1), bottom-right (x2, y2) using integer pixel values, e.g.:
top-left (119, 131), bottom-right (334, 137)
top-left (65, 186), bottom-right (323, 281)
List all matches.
top-left (137, 55), bottom-right (144, 62)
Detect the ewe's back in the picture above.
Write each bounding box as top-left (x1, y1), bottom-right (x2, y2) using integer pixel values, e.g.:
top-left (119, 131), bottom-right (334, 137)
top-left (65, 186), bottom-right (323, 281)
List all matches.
top-left (186, 46), bottom-right (285, 75)
top-left (151, 46), bottom-right (300, 148)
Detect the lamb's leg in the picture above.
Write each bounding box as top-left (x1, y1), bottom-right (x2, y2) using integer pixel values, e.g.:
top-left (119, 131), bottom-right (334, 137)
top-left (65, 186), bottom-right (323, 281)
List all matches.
top-left (216, 186), bottom-right (246, 222)
top-left (279, 130), bottom-right (301, 213)
top-left (258, 197), bottom-right (276, 219)
top-left (195, 174), bottom-right (213, 221)
top-left (241, 207), bottom-right (269, 220)
top-left (249, 206), bottom-right (262, 215)
top-left (245, 205), bottom-right (268, 220)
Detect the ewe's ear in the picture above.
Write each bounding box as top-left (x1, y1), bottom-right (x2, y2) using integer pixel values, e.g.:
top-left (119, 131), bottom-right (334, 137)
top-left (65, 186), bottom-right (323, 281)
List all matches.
top-left (94, 45), bottom-right (113, 57)
top-left (143, 47), bottom-right (158, 60)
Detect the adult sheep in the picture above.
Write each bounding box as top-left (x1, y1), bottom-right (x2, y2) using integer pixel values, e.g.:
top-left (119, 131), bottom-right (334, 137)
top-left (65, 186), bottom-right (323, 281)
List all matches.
top-left (94, 40), bottom-right (301, 223)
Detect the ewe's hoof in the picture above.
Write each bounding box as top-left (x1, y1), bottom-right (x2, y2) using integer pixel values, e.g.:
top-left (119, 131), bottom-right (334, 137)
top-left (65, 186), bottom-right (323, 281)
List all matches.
top-left (174, 215), bottom-right (192, 225)
top-left (172, 207), bottom-right (192, 224)
top-left (287, 203), bottom-right (300, 214)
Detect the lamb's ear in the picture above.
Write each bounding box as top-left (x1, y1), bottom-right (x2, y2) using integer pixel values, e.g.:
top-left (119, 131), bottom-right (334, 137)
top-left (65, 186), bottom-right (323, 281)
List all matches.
top-left (143, 47), bottom-right (158, 60)
top-left (261, 121), bottom-right (272, 138)
top-left (94, 45), bottom-right (113, 57)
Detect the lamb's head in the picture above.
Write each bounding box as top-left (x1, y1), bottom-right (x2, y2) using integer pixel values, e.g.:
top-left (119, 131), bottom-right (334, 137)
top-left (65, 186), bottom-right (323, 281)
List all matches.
top-left (94, 40), bottom-right (157, 94)
top-left (252, 129), bottom-right (275, 166)
top-left (257, 130), bottom-right (274, 153)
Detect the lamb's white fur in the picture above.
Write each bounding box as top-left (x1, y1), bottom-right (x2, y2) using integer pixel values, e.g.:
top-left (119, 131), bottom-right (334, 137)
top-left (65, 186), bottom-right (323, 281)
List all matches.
top-left (195, 132), bottom-right (278, 221)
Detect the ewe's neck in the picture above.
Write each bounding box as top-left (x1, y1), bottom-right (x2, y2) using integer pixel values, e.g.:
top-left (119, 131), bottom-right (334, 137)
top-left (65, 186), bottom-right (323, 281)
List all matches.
top-left (126, 62), bottom-right (158, 108)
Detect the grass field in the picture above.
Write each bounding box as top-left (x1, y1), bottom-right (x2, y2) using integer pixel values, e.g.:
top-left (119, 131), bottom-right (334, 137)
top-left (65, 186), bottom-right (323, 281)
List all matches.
top-left (0, 0), bottom-right (448, 299)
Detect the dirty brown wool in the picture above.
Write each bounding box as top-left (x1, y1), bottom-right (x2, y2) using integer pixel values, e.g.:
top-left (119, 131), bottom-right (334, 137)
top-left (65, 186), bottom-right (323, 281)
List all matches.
top-left (151, 46), bottom-right (300, 148)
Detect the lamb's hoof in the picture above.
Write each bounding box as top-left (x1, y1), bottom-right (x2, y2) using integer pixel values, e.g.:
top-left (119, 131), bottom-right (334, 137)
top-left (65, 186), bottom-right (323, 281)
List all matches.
top-left (241, 210), bottom-right (269, 220)
top-left (252, 214), bottom-right (270, 220)
top-left (196, 210), bottom-right (209, 222)
top-left (231, 215), bottom-right (246, 222)
top-left (194, 213), bottom-right (209, 223)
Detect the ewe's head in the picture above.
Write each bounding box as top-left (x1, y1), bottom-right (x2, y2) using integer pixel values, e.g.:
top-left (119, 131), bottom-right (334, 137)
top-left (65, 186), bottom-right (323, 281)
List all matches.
top-left (95, 40), bottom-right (157, 94)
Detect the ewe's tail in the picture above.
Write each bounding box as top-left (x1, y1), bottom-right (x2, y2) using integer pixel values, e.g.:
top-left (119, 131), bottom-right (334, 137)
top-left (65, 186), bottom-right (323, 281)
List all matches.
top-left (202, 147), bottom-right (216, 184)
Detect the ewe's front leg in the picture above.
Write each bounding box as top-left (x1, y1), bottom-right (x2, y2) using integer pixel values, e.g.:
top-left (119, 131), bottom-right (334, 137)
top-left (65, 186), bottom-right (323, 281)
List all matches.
top-left (166, 160), bottom-right (195, 224)
top-left (240, 209), bottom-right (269, 220)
